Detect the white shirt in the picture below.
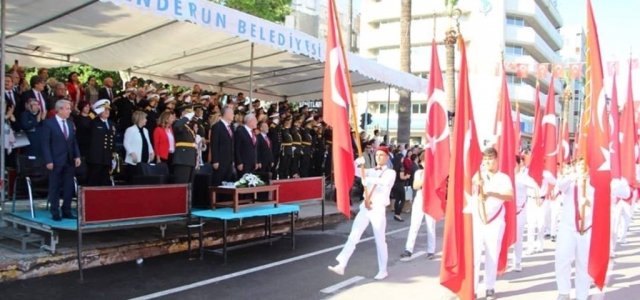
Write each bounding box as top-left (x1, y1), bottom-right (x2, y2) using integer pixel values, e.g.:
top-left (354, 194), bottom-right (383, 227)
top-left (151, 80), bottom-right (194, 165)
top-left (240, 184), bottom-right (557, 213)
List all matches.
top-left (166, 128), bottom-right (175, 153)
top-left (514, 172), bottom-right (529, 211)
top-left (355, 164), bottom-right (396, 209)
top-left (244, 125), bottom-right (254, 139)
top-left (471, 171), bottom-right (512, 224)
top-left (55, 115), bottom-right (68, 136)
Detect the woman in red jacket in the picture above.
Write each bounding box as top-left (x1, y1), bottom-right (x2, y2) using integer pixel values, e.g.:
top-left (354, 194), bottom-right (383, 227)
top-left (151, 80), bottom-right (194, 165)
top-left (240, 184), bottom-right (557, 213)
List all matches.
top-left (153, 111), bottom-right (176, 165)
top-left (66, 72), bottom-right (85, 108)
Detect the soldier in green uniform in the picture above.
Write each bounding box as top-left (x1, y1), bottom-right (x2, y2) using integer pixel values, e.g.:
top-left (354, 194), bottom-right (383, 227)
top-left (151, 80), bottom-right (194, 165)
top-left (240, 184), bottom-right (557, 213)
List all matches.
top-left (268, 113), bottom-right (281, 179)
top-left (172, 104), bottom-right (200, 184)
top-left (290, 117), bottom-right (303, 178)
top-left (300, 117), bottom-right (315, 177)
top-left (313, 120), bottom-right (326, 177)
top-left (279, 117), bottom-right (293, 179)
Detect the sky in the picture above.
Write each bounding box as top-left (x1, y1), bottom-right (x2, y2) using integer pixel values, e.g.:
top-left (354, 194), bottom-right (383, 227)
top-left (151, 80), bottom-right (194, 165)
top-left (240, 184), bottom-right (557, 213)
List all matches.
top-left (558, 0), bottom-right (640, 61)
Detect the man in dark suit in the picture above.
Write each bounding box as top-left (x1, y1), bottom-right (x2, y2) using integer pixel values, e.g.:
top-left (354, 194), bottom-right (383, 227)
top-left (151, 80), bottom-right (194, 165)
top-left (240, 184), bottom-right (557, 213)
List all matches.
top-left (210, 106), bottom-right (235, 186)
top-left (20, 76), bottom-right (48, 123)
top-left (86, 100), bottom-right (117, 186)
top-left (98, 77), bottom-right (115, 101)
top-left (234, 113), bottom-right (258, 178)
top-left (256, 120), bottom-right (273, 174)
top-left (173, 104), bottom-right (199, 184)
top-left (41, 100), bottom-right (81, 221)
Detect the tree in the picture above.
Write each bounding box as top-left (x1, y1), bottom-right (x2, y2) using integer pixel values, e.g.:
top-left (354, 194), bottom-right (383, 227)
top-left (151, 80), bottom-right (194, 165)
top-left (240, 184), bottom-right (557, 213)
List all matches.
top-left (444, 0), bottom-right (460, 130)
top-left (397, 0), bottom-right (412, 144)
top-left (211, 0), bottom-right (292, 23)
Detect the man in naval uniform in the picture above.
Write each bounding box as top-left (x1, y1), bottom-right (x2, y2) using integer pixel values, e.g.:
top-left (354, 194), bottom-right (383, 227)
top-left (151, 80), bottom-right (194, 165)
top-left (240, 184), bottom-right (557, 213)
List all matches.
top-left (86, 99), bottom-right (117, 186)
top-left (328, 146), bottom-right (396, 280)
top-left (172, 104), bottom-right (199, 184)
top-left (466, 147), bottom-right (513, 300)
top-left (547, 159), bottom-right (629, 300)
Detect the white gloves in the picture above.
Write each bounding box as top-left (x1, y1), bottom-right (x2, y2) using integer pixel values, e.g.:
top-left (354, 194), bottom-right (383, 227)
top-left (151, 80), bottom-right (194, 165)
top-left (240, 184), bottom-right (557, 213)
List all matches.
top-left (355, 157), bottom-right (365, 166)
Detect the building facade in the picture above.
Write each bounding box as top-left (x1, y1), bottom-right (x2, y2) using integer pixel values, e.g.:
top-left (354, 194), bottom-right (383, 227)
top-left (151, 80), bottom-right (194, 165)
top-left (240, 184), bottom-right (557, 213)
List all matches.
top-left (358, 0), bottom-right (564, 147)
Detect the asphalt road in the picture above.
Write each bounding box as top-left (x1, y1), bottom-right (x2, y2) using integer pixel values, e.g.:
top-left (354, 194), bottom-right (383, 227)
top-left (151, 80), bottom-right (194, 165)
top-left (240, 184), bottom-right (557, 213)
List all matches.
top-left (2, 208), bottom-right (640, 300)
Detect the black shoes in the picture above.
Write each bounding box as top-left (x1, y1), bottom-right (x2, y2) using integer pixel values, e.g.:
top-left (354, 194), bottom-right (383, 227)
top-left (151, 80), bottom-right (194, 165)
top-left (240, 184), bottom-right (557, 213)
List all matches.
top-left (486, 289), bottom-right (497, 300)
top-left (400, 250), bottom-right (412, 259)
top-left (52, 214), bottom-right (62, 221)
top-left (426, 253), bottom-right (435, 260)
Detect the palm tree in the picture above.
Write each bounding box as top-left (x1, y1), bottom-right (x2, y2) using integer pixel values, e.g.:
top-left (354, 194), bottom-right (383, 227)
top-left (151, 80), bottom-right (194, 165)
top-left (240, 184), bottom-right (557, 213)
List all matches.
top-left (397, 0), bottom-right (412, 144)
top-left (444, 0), bottom-right (460, 129)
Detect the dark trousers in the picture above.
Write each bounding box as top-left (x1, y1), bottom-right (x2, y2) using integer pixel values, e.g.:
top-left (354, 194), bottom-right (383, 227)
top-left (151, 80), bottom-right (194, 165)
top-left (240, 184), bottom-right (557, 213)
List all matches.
top-left (48, 163), bottom-right (75, 216)
top-left (290, 153), bottom-right (300, 177)
top-left (300, 153), bottom-right (311, 177)
top-left (87, 163), bottom-right (111, 186)
top-left (279, 155), bottom-right (291, 179)
top-left (392, 183), bottom-right (406, 216)
top-left (173, 165), bottom-right (195, 184)
top-left (160, 153), bottom-right (174, 172)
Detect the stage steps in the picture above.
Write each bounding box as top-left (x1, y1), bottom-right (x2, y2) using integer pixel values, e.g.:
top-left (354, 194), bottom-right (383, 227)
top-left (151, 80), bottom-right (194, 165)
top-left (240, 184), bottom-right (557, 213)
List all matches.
top-left (0, 226), bottom-right (45, 253)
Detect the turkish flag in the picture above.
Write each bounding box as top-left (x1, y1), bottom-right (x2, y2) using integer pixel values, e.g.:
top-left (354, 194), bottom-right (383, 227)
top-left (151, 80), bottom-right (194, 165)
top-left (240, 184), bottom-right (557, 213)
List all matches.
top-left (536, 63), bottom-right (549, 80)
top-left (516, 64), bottom-right (529, 78)
top-left (542, 78), bottom-right (558, 181)
top-left (570, 63), bottom-right (583, 79)
top-left (621, 60), bottom-right (638, 187)
top-left (528, 84), bottom-right (545, 186)
top-left (585, 0), bottom-right (612, 290)
top-left (558, 117), bottom-right (570, 165)
top-left (439, 34), bottom-right (479, 300)
top-left (552, 64), bottom-right (565, 78)
top-left (494, 66), bottom-right (517, 275)
top-left (610, 73), bottom-right (621, 179)
top-left (514, 102), bottom-right (522, 152)
top-left (323, 0), bottom-right (355, 218)
top-left (423, 39), bottom-right (450, 221)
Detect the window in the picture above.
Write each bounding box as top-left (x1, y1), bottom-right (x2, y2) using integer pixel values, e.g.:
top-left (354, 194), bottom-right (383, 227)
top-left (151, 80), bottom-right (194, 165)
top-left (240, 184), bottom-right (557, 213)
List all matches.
top-left (506, 17), bottom-right (525, 27)
top-left (505, 46), bottom-right (526, 55)
top-left (411, 103), bottom-right (427, 114)
top-left (378, 103), bottom-right (398, 114)
top-left (506, 74), bottom-right (525, 85)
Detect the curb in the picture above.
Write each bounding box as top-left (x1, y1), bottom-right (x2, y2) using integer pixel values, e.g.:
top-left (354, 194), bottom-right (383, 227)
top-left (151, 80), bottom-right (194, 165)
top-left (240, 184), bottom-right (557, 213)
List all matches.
top-left (0, 211), bottom-right (352, 282)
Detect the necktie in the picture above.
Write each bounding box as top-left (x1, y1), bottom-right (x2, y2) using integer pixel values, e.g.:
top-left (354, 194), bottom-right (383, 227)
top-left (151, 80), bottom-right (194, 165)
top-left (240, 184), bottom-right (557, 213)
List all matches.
top-left (6, 91), bottom-right (14, 105)
top-left (227, 125), bottom-right (232, 137)
top-left (265, 135), bottom-right (271, 148)
top-left (37, 92), bottom-right (45, 111)
top-left (62, 120), bottom-right (68, 139)
top-left (107, 88), bottom-right (112, 99)
top-left (251, 131), bottom-right (256, 145)
top-left (105, 120), bottom-right (109, 130)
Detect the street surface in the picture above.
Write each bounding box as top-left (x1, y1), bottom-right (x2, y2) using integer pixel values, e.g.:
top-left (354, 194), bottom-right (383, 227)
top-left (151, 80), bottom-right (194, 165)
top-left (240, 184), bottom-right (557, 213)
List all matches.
top-left (1, 208), bottom-right (639, 300)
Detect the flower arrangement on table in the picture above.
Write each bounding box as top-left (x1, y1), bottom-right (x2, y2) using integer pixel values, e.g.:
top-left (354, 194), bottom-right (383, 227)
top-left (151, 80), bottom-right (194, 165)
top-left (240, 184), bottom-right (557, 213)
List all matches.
top-left (234, 173), bottom-right (266, 188)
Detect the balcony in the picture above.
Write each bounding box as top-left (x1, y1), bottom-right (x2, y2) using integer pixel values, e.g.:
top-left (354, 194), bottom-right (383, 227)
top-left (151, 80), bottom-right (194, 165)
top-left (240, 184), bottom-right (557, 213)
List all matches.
top-left (508, 83), bottom-right (561, 116)
top-left (361, 18), bottom-right (474, 51)
top-left (505, 0), bottom-right (563, 50)
top-left (534, 0), bottom-right (563, 28)
top-left (363, 0), bottom-right (450, 24)
top-left (505, 26), bottom-right (561, 64)
top-left (504, 53), bottom-right (563, 95)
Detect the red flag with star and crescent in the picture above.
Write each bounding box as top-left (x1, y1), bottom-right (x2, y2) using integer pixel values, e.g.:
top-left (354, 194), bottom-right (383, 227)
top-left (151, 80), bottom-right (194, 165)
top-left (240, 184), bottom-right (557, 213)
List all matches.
top-left (620, 60), bottom-right (638, 188)
top-left (585, 0), bottom-right (612, 289)
top-left (514, 102), bottom-right (521, 152)
top-left (610, 73), bottom-right (621, 180)
top-left (542, 77), bottom-right (558, 181)
top-left (558, 116), bottom-right (570, 166)
top-left (493, 65), bottom-right (517, 275)
top-left (528, 84), bottom-right (544, 186)
top-left (423, 39), bottom-right (450, 221)
top-left (323, 0), bottom-right (355, 218)
top-left (440, 34), bottom-right (479, 300)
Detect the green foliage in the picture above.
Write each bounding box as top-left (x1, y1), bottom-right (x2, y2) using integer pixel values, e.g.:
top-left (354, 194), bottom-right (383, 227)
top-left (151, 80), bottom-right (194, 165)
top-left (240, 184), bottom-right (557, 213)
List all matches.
top-left (47, 65), bottom-right (122, 88)
top-left (211, 0), bottom-right (292, 23)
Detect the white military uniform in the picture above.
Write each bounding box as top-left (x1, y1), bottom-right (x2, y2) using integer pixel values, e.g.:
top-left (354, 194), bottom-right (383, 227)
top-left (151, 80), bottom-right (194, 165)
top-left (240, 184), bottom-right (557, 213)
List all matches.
top-left (404, 169), bottom-right (437, 255)
top-left (525, 175), bottom-right (550, 253)
top-left (465, 171), bottom-right (512, 292)
top-left (611, 177), bottom-right (632, 255)
top-left (330, 159), bottom-right (396, 279)
top-left (513, 171), bottom-right (529, 268)
top-left (549, 185), bottom-right (562, 238)
top-left (551, 173), bottom-right (630, 300)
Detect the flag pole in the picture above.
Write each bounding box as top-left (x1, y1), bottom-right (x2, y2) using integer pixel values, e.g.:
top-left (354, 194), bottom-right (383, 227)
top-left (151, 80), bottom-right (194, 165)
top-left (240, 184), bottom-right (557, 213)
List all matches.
top-left (560, 76), bottom-right (572, 171)
top-left (330, 0), bottom-right (370, 207)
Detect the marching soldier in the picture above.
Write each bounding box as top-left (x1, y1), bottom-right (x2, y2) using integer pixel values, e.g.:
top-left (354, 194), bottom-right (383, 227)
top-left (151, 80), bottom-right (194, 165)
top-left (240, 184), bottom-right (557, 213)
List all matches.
top-left (172, 104), bottom-right (200, 184)
top-left (86, 99), bottom-right (117, 186)
top-left (300, 117), bottom-right (314, 177)
top-left (290, 118), bottom-right (303, 178)
top-left (268, 113), bottom-right (281, 178)
top-left (279, 117), bottom-right (293, 179)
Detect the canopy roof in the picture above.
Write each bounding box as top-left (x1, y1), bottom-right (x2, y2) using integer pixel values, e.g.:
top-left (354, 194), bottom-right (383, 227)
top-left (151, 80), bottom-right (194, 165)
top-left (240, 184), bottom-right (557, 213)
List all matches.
top-left (3, 0), bottom-right (427, 102)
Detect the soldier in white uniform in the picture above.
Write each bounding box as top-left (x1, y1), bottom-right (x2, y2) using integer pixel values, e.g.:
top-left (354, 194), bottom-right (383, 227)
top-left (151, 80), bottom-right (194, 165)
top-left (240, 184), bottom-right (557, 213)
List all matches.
top-left (328, 146), bottom-right (396, 280)
top-left (512, 155), bottom-right (529, 272)
top-left (547, 159), bottom-right (630, 300)
top-left (525, 173), bottom-right (550, 254)
top-left (466, 147), bottom-right (513, 300)
top-left (610, 176), bottom-right (632, 257)
top-left (400, 151), bottom-right (437, 260)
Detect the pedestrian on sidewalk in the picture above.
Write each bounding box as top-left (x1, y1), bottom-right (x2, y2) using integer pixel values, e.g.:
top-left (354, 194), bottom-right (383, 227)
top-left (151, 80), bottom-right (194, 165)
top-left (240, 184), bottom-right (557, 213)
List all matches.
top-left (328, 146), bottom-right (396, 280)
top-left (400, 150), bottom-right (436, 260)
